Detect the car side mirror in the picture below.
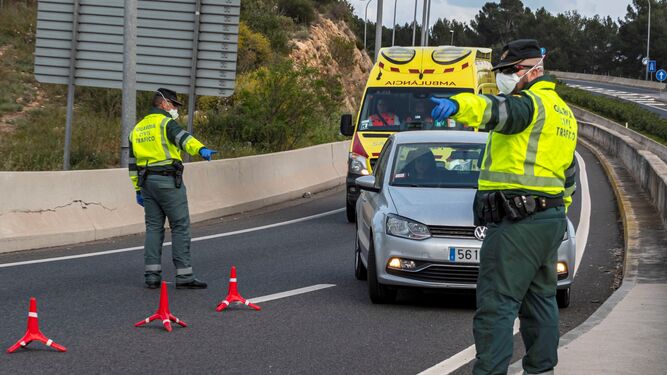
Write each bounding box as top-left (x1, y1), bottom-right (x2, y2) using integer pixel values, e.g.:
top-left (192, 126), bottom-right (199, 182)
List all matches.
top-left (340, 114), bottom-right (354, 136)
top-left (355, 175), bottom-right (379, 192)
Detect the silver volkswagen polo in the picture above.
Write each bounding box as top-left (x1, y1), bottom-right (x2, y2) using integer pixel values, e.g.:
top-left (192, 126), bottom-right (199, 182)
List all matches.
top-left (354, 131), bottom-right (575, 307)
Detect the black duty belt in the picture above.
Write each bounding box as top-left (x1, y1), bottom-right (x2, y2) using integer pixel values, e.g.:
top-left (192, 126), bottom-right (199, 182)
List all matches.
top-left (514, 195), bottom-right (564, 212)
top-left (476, 191), bottom-right (564, 225)
top-left (146, 170), bottom-right (176, 176)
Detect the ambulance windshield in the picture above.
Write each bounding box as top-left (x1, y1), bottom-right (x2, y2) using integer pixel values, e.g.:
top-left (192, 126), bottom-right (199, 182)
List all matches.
top-left (358, 87), bottom-right (474, 132)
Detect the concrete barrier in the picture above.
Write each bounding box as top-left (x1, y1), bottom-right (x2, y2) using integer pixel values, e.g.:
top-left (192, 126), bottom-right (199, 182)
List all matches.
top-left (0, 141), bottom-right (350, 254)
top-left (574, 106), bottom-right (667, 226)
top-left (552, 71), bottom-right (667, 91)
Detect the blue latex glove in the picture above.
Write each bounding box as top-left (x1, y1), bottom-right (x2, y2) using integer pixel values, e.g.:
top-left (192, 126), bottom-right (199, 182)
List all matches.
top-left (430, 97), bottom-right (458, 122)
top-left (136, 191), bottom-right (144, 207)
top-left (199, 147), bottom-right (218, 161)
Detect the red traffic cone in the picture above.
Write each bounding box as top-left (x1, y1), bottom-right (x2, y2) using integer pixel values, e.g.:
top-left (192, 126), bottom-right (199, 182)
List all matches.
top-left (7, 297), bottom-right (67, 353)
top-left (216, 266), bottom-right (261, 312)
top-left (134, 281), bottom-right (187, 332)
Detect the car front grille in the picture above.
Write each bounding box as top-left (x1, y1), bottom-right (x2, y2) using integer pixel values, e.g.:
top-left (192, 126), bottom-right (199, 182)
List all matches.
top-left (428, 225), bottom-right (476, 239)
top-left (388, 263), bottom-right (479, 284)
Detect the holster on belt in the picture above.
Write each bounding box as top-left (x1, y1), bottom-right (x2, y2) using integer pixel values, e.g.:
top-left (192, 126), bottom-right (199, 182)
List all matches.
top-left (173, 160), bottom-right (184, 188)
top-left (475, 191), bottom-right (543, 224)
top-left (137, 167), bottom-right (148, 188)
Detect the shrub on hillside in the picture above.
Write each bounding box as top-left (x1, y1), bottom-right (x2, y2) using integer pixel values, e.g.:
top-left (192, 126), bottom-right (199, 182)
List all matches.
top-left (278, 0), bottom-right (316, 25)
top-left (200, 61), bottom-right (343, 153)
top-left (328, 35), bottom-right (355, 68)
top-left (315, 0), bottom-right (354, 22)
top-left (556, 83), bottom-right (667, 144)
top-left (237, 21), bottom-right (272, 74)
top-left (241, 0), bottom-right (293, 53)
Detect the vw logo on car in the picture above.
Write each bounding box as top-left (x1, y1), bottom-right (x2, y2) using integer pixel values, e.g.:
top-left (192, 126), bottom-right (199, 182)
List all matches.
top-left (474, 226), bottom-right (487, 241)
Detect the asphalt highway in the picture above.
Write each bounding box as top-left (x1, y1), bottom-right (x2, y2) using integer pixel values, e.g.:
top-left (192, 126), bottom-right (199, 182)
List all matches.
top-left (0, 145), bottom-right (622, 374)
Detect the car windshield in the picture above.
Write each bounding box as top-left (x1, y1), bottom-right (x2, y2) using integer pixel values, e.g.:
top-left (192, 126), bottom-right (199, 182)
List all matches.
top-left (390, 142), bottom-right (485, 188)
top-left (357, 87), bottom-right (475, 132)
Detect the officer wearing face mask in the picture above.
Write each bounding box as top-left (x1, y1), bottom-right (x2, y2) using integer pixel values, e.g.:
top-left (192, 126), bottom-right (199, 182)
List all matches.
top-left (128, 88), bottom-right (217, 289)
top-left (430, 40), bottom-right (578, 375)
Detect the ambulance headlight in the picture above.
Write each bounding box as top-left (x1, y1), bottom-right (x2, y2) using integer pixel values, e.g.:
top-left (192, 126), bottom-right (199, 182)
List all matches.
top-left (349, 154), bottom-right (369, 176)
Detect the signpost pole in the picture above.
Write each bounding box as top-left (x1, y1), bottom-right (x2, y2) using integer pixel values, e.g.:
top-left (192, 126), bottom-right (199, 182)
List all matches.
top-left (120, 0), bottom-right (138, 168)
top-left (420, 0), bottom-right (427, 46)
top-left (374, 0), bottom-right (383, 62)
top-left (187, 0), bottom-right (202, 137)
top-left (62, 0), bottom-right (80, 171)
top-left (184, 0), bottom-right (202, 163)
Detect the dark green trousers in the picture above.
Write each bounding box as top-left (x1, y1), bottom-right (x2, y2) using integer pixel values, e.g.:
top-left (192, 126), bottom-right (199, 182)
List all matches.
top-left (140, 174), bottom-right (194, 284)
top-left (473, 207), bottom-right (567, 375)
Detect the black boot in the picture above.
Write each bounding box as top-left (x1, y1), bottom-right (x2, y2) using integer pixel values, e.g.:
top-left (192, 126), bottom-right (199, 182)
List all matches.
top-left (176, 279), bottom-right (207, 289)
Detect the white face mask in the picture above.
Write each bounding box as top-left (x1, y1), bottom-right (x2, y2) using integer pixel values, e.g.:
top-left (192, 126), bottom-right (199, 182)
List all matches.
top-left (495, 57), bottom-right (544, 95)
top-left (496, 73), bottom-right (521, 95)
top-left (168, 108), bottom-right (179, 120)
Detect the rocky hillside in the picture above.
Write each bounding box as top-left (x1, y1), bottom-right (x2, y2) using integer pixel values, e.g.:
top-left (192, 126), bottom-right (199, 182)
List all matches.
top-left (289, 16), bottom-right (373, 113)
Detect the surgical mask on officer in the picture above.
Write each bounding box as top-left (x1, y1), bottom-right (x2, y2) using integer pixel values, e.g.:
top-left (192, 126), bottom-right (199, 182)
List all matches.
top-left (496, 57), bottom-right (544, 95)
top-left (157, 90), bottom-right (180, 120)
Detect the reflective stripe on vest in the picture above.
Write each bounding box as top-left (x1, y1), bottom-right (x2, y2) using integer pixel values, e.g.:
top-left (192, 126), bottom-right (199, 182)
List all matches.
top-left (478, 82), bottom-right (577, 194)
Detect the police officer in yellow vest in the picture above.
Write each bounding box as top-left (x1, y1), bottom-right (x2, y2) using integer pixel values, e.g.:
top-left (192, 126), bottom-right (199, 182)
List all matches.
top-left (431, 40), bottom-right (577, 375)
top-left (129, 88), bottom-right (217, 289)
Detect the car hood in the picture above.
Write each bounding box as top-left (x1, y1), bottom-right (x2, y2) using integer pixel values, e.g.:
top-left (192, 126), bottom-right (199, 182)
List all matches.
top-left (387, 186), bottom-right (477, 226)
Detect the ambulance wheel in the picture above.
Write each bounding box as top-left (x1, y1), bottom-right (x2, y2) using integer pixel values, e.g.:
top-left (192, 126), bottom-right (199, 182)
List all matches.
top-left (557, 287), bottom-right (571, 308)
top-left (346, 200), bottom-right (356, 223)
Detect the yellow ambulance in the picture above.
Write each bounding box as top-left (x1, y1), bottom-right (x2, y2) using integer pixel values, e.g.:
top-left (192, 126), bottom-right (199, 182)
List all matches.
top-left (340, 45), bottom-right (498, 222)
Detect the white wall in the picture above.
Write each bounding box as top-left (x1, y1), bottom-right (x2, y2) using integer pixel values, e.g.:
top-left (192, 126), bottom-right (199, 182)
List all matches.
top-left (0, 141), bottom-right (350, 253)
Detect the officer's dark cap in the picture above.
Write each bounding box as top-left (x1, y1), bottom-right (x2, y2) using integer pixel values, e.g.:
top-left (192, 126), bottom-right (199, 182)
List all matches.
top-left (156, 88), bottom-right (183, 106)
top-left (492, 39), bottom-right (543, 71)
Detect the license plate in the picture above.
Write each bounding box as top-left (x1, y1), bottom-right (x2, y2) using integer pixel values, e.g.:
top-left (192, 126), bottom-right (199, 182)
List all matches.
top-left (449, 247), bottom-right (480, 263)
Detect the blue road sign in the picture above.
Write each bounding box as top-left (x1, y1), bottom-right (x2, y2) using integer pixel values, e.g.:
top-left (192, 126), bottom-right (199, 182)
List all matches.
top-left (656, 69), bottom-right (667, 82)
top-left (648, 60), bottom-right (657, 72)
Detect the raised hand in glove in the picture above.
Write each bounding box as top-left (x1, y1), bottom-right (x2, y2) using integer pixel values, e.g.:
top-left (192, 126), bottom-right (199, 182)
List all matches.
top-left (199, 147), bottom-right (218, 161)
top-left (430, 97), bottom-right (458, 122)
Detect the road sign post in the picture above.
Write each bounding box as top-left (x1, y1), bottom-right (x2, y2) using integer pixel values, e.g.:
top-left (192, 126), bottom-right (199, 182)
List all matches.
top-left (656, 69), bottom-right (666, 96)
top-left (35, 0), bottom-right (240, 168)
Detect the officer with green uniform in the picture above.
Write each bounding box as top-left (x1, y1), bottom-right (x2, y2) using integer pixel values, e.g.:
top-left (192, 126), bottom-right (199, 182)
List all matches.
top-left (431, 40), bottom-right (577, 375)
top-left (129, 88), bottom-right (217, 289)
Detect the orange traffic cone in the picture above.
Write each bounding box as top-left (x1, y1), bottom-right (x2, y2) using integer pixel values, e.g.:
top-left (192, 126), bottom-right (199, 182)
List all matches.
top-left (7, 297), bottom-right (67, 353)
top-left (134, 281), bottom-right (187, 332)
top-left (216, 266), bottom-right (261, 312)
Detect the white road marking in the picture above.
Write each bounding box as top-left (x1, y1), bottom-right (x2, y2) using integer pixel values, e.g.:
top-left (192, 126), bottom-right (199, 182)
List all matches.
top-left (0, 208), bottom-right (345, 268)
top-left (418, 151), bottom-right (592, 374)
top-left (574, 151), bottom-right (591, 277)
top-left (417, 319), bottom-right (520, 375)
top-left (249, 284), bottom-right (336, 304)
top-left (566, 82), bottom-right (667, 113)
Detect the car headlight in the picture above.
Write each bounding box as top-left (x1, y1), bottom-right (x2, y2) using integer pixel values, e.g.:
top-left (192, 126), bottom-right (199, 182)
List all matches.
top-left (386, 214), bottom-right (431, 240)
top-left (349, 153), bottom-right (369, 175)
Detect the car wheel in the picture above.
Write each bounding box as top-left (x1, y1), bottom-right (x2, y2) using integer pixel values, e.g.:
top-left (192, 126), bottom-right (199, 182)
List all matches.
top-left (367, 237), bottom-right (397, 304)
top-left (354, 228), bottom-right (367, 280)
top-left (346, 200), bottom-right (356, 223)
top-left (557, 287), bottom-right (571, 308)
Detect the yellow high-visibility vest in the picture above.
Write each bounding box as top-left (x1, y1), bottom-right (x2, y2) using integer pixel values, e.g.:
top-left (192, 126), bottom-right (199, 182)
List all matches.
top-left (452, 80), bottom-right (577, 197)
top-left (130, 113), bottom-right (203, 167)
